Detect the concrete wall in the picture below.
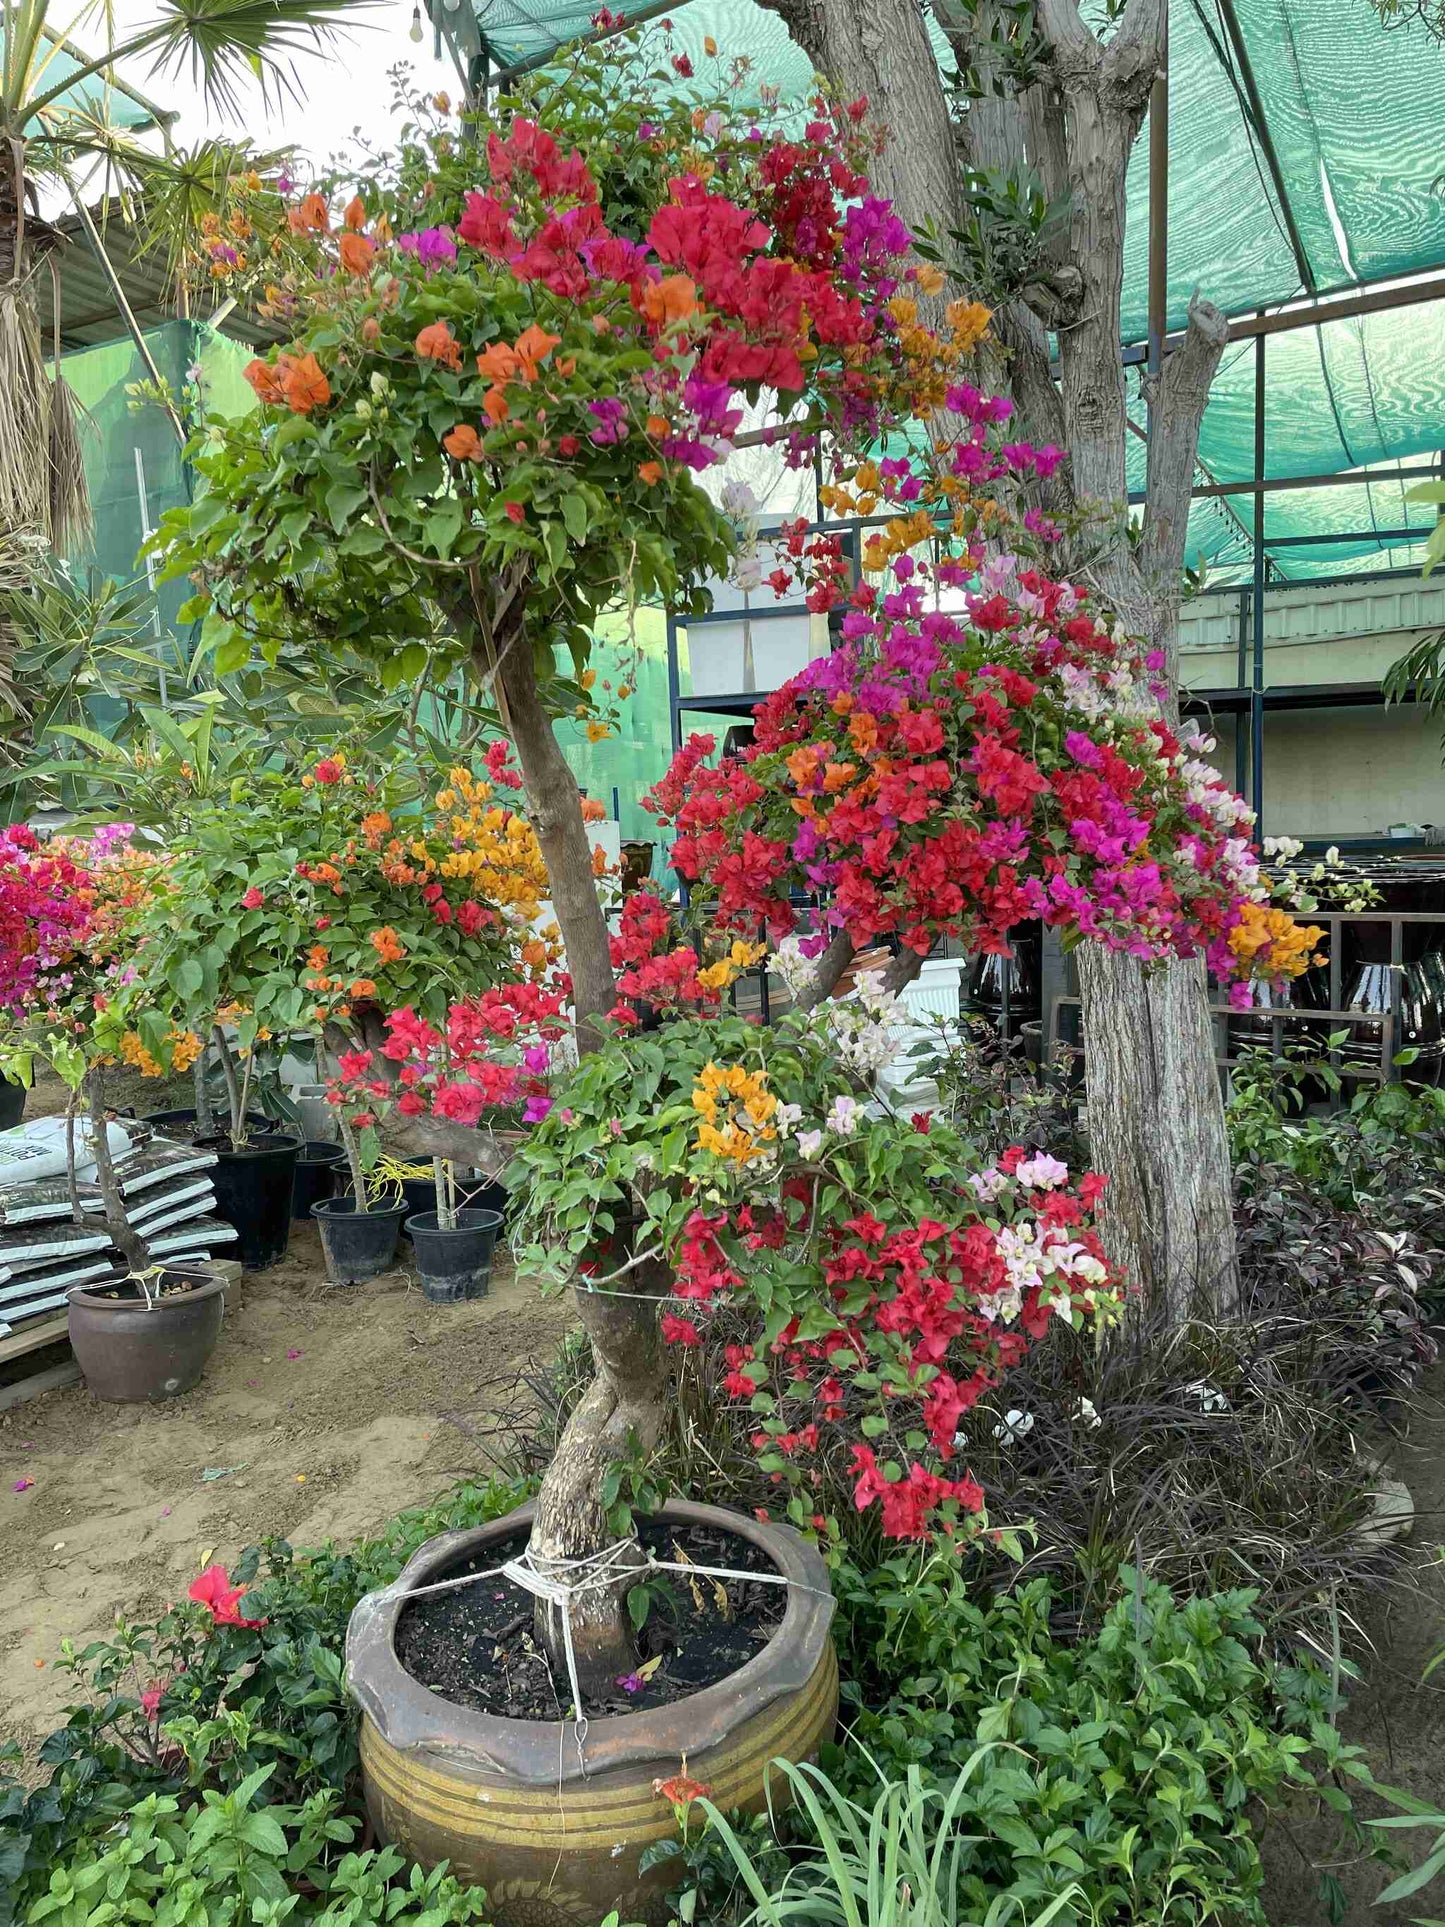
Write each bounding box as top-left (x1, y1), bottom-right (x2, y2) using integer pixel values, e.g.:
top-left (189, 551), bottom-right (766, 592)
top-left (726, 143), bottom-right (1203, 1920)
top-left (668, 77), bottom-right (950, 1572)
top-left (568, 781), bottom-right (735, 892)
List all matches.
top-left (1180, 578), bottom-right (1445, 837)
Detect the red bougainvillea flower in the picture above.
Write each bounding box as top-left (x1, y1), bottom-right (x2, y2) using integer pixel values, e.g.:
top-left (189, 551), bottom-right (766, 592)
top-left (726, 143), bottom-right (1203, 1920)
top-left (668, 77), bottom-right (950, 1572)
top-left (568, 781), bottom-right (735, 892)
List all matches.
top-left (240, 886), bottom-right (264, 910)
top-left (653, 1767), bottom-right (711, 1807)
top-left (188, 1563), bottom-right (267, 1628)
top-left (314, 759), bottom-right (343, 786)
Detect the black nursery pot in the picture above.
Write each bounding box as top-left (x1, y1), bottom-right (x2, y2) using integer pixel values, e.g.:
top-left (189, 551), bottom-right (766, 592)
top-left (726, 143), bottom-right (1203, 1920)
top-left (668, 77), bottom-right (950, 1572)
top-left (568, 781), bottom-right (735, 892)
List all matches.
top-left (292, 1140), bottom-right (346, 1220)
top-left (143, 1106), bottom-right (277, 1136)
top-left (312, 1194), bottom-right (408, 1286)
top-left (0, 1074), bottom-right (25, 1131)
top-left (398, 1175), bottom-right (510, 1240)
top-left (405, 1208), bottom-right (503, 1304)
top-left (207, 1133), bottom-right (301, 1271)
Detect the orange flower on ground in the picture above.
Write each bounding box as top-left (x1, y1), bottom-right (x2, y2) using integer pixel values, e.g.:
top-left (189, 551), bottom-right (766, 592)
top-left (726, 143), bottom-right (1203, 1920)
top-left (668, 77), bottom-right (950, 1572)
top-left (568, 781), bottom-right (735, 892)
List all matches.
top-left (343, 194), bottom-right (367, 230)
top-left (476, 342), bottom-right (521, 385)
top-left (277, 352), bottom-right (331, 415)
top-left (444, 423), bottom-right (484, 460)
top-left (242, 357), bottom-right (284, 404)
top-left (641, 275), bottom-right (698, 327)
top-left (638, 461), bottom-right (663, 486)
top-left (514, 323), bottom-right (562, 381)
top-left (338, 231), bottom-right (375, 276)
top-left (416, 320), bottom-right (463, 370)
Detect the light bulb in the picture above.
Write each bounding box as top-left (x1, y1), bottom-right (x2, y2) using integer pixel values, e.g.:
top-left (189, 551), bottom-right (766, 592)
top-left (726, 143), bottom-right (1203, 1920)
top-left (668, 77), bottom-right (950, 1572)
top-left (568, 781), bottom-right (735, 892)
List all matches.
top-left (444, 0), bottom-right (460, 12)
top-left (408, 4), bottom-right (424, 42)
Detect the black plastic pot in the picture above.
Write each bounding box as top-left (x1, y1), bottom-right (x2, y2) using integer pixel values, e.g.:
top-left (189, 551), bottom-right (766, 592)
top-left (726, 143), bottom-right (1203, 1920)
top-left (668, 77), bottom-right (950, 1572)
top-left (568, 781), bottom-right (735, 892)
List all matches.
top-left (0, 1075), bottom-right (25, 1131)
top-left (207, 1133), bottom-right (301, 1271)
top-left (312, 1194), bottom-right (408, 1286)
top-left (292, 1140), bottom-right (346, 1221)
top-left (143, 1107), bottom-right (276, 1137)
top-left (406, 1209), bottom-right (503, 1303)
top-left (398, 1174), bottom-right (509, 1238)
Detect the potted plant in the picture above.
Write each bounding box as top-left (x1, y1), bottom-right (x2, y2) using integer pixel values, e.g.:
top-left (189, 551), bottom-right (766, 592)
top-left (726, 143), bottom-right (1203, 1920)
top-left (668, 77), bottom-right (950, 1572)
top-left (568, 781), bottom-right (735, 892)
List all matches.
top-left (402, 1157), bottom-right (503, 1302)
top-left (0, 824), bottom-right (229, 1399)
top-left (158, 22), bottom-right (1325, 1919)
top-left (310, 1112), bottom-right (410, 1285)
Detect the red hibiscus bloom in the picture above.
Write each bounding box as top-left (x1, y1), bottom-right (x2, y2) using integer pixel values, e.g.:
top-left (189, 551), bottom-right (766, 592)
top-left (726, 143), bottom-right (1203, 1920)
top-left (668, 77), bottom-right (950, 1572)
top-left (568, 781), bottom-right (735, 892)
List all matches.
top-left (188, 1563), bottom-right (267, 1628)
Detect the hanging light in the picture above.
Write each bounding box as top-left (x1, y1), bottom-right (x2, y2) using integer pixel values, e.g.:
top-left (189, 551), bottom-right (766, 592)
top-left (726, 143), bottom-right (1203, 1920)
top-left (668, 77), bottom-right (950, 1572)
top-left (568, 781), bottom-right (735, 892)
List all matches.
top-left (408, 3), bottom-right (425, 42)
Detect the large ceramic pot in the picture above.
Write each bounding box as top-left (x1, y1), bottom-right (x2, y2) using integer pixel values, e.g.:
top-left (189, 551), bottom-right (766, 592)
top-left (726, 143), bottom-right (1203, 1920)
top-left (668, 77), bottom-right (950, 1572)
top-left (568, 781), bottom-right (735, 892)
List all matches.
top-left (68, 1265), bottom-right (225, 1402)
top-left (346, 1499), bottom-right (837, 1927)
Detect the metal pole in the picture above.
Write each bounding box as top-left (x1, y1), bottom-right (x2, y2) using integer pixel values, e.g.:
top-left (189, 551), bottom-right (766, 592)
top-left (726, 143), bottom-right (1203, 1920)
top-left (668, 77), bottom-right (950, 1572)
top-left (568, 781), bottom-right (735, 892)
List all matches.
top-left (1251, 326), bottom-right (1266, 833)
top-left (1146, 0), bottom-right (1169, 405)
top-left (1235, 588), bottom-right (1248, 795)
top-left (133, 447), bottom-right (169, 708)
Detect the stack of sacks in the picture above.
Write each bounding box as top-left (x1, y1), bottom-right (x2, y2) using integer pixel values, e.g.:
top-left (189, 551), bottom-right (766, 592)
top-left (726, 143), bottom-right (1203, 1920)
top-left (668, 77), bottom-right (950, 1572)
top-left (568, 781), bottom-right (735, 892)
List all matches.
top-left (0, 1120), bottom-right (236, 1337)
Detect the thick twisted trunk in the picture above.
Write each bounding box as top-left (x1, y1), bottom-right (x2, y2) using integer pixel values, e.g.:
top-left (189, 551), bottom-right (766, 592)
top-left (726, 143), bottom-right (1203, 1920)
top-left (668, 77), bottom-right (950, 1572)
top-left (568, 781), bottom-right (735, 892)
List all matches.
top-left (462, 608), bottom-right (661, 1683)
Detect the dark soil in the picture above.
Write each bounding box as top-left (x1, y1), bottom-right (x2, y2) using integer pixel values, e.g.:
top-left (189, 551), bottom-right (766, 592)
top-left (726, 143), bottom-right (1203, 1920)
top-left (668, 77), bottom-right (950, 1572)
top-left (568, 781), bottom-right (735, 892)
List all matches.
top-left (86, 1268), bottom-right (213, 1304)
top-left (394, 1518), bottom-right (788, 1720)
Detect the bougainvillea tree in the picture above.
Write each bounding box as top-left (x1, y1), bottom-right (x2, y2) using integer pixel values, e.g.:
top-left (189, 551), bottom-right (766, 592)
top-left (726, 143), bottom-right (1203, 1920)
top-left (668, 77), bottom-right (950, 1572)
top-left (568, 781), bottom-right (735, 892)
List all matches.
top-left (157, 21), bottom-right (1314, 1682)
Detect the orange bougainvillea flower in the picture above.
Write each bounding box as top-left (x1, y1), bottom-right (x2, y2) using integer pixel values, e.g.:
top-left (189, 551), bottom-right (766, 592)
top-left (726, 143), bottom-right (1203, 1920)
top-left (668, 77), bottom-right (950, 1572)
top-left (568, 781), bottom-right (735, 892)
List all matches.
top-left (343, 194), bottom-right (367, 231)
top-left (638, 460), bottom-right (663, 486)
top-left (416, 320), bottom-right (463, 370)
top-left (645, 414), bottom-right (669, 438)
top-left (481, 386), bottom-right (510, 425)
top-left (514, 323), bottom-right (562, 381)
top-left (298, 192), bottom-right (330, 232)
top-left (338, 230), bottom-right (375, 277)
top-left (444, 423), bottom-right (484, 460)
top-left (242, 357), bottom-right (284, 405)
top-left (476, 341), bottom-right (521, 386)
top-left (276, 352), bottom-right (331, 414)
top-left (349, 978), bottom-right (378, 999)
top-left (369, 926), bottom-right (406, 963)
top-left (641, 275), bottom-right (698, 327)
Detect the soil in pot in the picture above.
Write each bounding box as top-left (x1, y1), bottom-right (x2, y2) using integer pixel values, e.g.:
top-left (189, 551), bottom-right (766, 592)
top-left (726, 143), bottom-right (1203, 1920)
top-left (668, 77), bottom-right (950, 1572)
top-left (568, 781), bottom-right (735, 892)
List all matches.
top-left (406, 1208), bottom-right (502, 1303)
top-left (68, 1264), bottom-right (224, 1402)
top-left (203, 1133), bottom-right (301, 1272)
top-left (142, 1107), bottom-right (277, 1139)
top-left (292, 1140), bottom-right (345, 1220)
top-left (312, 1194), bottom-right (407, 1286)
top-left (394, 1517), bottom-right (787, 1719)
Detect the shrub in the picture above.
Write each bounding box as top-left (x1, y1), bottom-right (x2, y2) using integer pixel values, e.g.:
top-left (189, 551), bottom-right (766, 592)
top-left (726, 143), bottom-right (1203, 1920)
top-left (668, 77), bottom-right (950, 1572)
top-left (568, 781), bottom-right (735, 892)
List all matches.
top-left (0, 1476), bottom-right (532, 1925)
top-left (24, 1767), bottom-right (489, 1927)
top-left (654, 1565), bottom-right (1378, 1927)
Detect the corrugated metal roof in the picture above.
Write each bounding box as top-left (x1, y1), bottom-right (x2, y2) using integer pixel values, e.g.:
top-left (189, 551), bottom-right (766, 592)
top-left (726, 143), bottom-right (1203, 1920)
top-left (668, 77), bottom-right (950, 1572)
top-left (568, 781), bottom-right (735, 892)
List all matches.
top-left (34, 210), bottom-right (284, 353)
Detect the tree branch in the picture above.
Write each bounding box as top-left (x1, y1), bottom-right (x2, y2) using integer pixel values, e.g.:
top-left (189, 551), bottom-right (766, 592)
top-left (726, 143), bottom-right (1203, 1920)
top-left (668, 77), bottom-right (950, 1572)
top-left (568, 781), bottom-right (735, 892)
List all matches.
top-left (1141, 293), bottom-right (1229, 586)
top-left (792, 929), bottom-right (856, 1013)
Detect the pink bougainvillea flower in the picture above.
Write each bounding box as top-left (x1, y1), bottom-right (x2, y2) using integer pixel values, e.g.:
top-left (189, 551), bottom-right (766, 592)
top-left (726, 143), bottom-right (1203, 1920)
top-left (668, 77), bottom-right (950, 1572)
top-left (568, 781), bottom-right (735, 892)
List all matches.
top-left (13, 1477), bottom-right (33, 1493)
top-left (140, 1682), bottom-right (163, 1721)
top-left (241, 886), bottom-right (264, 909)
top-left (188, 1563), bottom-right (267, 1628)
top-left (616, 1671), bottom-right (643, 1693)
top-left (287, 1348), bottom-right (303, 1360)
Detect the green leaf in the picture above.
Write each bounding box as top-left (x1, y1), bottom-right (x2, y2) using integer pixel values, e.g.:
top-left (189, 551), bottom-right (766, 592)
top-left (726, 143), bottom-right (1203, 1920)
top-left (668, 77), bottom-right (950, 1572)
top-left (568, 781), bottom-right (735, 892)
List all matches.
top-left (325, 481), bottom-right (370, 532)
top-left (561, 493), bottom-right (589, 543)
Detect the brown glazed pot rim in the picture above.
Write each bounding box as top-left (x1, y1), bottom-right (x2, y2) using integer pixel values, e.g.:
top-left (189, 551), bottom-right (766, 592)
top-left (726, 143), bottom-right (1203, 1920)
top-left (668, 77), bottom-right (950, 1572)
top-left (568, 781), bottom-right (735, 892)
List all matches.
top-left (345, 1497), bottom-right (836, 1787)
top-left (67, 1272), bottom-right (227, 1312)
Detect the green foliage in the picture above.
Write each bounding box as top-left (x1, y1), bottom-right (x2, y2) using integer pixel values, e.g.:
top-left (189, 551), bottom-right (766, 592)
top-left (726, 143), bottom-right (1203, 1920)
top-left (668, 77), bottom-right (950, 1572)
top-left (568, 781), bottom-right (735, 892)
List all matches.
top-left (151, 43), bottom-right (743, 696)
top-left (24, 1768), bottom-right (488, 1927)
top-left (663, 1562), bottom-right (1376, 1927)
top-left (0, 1476), bottom-right (532, 1926)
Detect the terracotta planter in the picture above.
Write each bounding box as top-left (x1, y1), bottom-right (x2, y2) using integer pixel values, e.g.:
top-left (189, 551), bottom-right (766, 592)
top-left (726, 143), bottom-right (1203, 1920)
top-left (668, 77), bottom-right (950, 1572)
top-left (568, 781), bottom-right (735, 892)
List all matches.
top-left (346, 1499), bottom-right (837, 1927)
top-left (68, 1266), bottom-right (225, 1402)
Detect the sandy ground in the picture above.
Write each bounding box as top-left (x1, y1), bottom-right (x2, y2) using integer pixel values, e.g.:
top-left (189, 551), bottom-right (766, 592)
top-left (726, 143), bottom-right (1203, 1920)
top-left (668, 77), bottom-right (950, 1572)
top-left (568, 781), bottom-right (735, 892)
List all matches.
top-left (0, 1223), bottom-right (569, 1753)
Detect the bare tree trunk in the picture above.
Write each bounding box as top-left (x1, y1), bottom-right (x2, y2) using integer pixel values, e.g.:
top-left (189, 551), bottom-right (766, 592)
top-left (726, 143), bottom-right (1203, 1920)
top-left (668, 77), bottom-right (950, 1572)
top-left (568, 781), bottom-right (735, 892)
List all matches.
top-left (464, 612), bottom-right (664, 1681)
top-left (87, 1070), bottom-right (149, 1272)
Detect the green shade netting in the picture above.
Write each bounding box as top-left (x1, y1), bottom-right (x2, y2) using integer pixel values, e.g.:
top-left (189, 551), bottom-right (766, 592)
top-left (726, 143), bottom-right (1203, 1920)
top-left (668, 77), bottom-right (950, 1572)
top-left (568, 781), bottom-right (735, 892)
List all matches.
top-left (462, 0), bottom-right (1445, 580)
top-left (2, 31), bottom-right (159, 127)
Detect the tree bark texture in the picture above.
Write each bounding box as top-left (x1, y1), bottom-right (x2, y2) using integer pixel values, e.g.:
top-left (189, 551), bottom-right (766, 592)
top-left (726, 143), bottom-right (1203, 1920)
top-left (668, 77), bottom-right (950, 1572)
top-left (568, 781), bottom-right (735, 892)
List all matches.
top-left (759, 0), bottom-right (1240, 1319)
top-left (457, 596), bottom-right (659, 1678)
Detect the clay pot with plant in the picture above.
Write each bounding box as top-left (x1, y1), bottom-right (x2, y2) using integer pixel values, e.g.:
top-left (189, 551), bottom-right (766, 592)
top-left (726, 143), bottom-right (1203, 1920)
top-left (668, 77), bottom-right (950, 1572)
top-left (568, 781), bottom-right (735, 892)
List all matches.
top-left (156, 29), bottom-right (1323, 1920)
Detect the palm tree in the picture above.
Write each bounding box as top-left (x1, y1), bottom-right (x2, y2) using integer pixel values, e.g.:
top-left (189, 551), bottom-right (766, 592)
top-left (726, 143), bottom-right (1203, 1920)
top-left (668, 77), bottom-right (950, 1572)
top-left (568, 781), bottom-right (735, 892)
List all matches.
top-left (0, 0), bottom-right (367, 694)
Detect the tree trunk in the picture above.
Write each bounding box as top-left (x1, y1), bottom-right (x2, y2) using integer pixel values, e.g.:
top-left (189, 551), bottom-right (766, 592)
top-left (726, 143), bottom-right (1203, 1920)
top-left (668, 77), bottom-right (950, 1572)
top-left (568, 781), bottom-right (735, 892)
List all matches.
top-left (526, 1249), bottom-right (672, 1697)
top-left (463, 608), bottom-right (662, 1683)
top-left (1075, 949), bottom-right (1238, 1321)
